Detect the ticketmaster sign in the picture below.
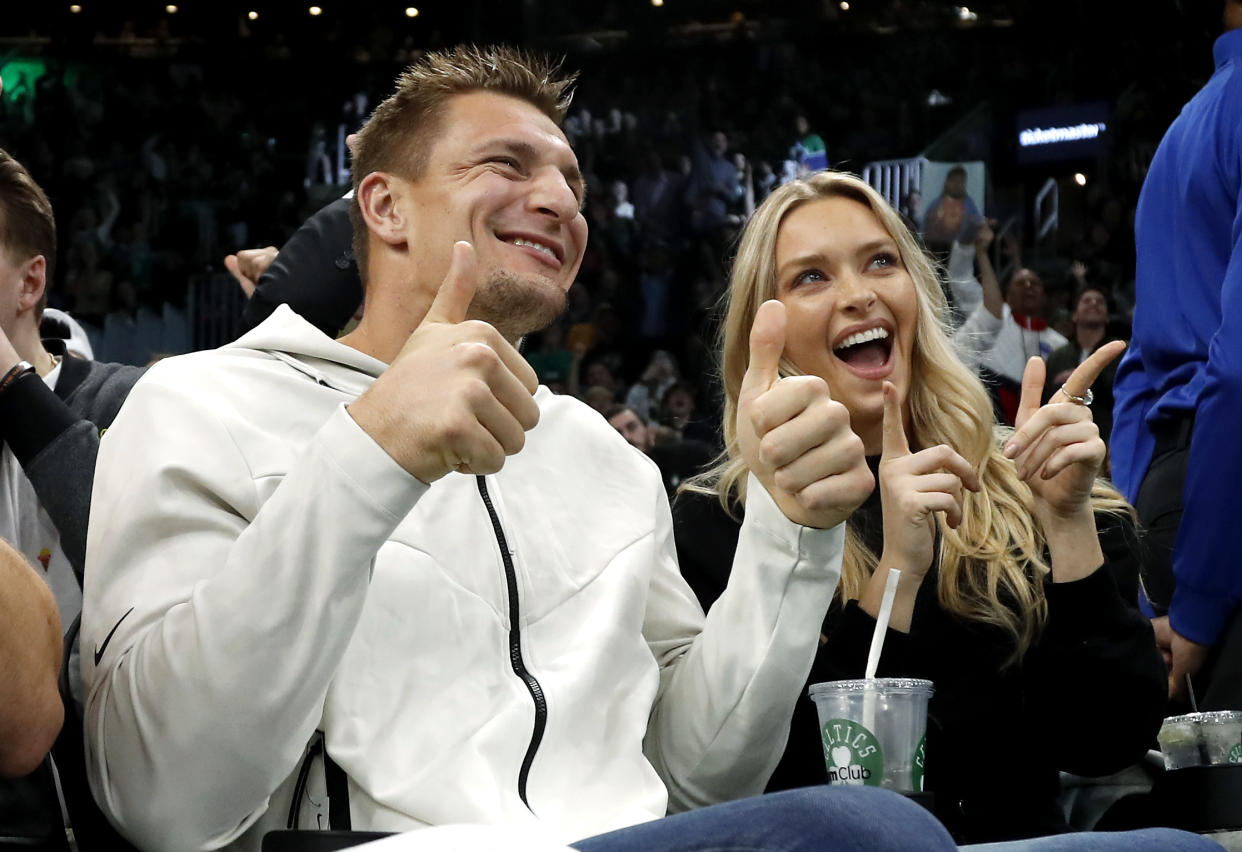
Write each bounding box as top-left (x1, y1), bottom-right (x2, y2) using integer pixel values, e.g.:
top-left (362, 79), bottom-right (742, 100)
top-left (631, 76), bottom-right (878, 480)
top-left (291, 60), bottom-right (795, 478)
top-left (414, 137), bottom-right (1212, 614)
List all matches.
top-left (1015, 102), bottom-right (1111, 165)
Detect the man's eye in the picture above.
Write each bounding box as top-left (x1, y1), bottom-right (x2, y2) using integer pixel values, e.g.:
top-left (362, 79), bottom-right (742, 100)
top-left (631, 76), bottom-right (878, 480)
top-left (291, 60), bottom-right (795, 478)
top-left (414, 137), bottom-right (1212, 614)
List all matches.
top-left (490, 157), bottom-right (521, 169)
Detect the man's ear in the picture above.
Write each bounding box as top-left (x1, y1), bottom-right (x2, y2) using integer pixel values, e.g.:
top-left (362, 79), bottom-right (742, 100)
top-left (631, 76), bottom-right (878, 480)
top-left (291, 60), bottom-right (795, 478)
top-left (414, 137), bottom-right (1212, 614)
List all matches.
top-left (16, 256), bottom-right (46, 314)
top-left (356, 172), bottom-right (410, 248)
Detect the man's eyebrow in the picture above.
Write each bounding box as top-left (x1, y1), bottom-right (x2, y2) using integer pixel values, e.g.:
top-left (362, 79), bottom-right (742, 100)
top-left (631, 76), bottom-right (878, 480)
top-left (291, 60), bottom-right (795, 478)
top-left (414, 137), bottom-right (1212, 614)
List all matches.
top-left (475, 137), bottom-right (586, 204)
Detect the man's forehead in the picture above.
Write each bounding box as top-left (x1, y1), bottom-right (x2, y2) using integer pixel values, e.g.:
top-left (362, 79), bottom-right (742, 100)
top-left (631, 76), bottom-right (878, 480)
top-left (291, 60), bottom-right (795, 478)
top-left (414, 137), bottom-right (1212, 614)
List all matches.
top-left (443, 92), bottom-right (574, 156)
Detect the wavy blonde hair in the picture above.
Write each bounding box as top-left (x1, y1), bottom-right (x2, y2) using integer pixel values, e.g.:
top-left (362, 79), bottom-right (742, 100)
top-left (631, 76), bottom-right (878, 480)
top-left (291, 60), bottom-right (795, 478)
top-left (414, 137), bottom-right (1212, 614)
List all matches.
top-left (688, 171), bottom-right (1130, 661)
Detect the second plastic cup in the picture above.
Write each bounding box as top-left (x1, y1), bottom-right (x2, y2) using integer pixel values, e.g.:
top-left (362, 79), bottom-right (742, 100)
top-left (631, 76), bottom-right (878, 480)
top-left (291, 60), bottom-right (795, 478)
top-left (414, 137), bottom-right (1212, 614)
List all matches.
top-left (808, 678), bottom-right (934, 792)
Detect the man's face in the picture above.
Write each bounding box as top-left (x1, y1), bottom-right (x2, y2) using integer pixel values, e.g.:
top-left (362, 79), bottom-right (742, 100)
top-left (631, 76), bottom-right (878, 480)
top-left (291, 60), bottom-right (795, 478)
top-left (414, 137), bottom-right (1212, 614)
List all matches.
top-left (608, 409), bottom-right (651, 452)
top-left (1007, 269), bottom-right (1046, 317)
top-left (394, 91), bottom-right (588, 341)
top-left (1073, 288), bottom-right (1108, 326)
top-left (943, 172), bottom-right (967, 200)
top-left (0, 243), bottom-right (31, 341)
top-left (711, 132), bottom-right (728, 157)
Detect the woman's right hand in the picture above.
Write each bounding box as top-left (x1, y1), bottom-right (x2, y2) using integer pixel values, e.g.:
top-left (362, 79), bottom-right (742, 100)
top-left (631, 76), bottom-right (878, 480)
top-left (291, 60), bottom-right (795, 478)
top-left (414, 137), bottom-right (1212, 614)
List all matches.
top-left (878, 382), bottom-right (981, 576)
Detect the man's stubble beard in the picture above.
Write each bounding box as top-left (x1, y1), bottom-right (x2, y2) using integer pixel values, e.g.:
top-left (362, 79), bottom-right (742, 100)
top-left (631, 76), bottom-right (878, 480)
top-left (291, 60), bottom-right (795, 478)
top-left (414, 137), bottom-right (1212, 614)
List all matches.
top-left (466, 268), bottom-right (569, 344)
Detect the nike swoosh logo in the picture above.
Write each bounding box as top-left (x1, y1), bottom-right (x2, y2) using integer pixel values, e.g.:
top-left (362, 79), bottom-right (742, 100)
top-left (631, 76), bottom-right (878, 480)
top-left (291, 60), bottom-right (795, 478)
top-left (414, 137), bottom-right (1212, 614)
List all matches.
top-left (94, 607), bottom-right (135, 666)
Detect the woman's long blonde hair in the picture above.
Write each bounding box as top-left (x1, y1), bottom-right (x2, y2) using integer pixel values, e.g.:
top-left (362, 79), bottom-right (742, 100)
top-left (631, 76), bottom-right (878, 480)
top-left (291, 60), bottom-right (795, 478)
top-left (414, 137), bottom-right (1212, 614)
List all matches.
top-left (688, 170), bottom-right (1130, 661)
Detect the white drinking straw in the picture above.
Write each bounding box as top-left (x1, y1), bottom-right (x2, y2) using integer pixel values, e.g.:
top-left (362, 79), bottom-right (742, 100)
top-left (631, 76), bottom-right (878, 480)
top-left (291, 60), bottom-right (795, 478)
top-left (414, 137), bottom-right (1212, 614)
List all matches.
top-left (865, 568), bottom-right (902, 680)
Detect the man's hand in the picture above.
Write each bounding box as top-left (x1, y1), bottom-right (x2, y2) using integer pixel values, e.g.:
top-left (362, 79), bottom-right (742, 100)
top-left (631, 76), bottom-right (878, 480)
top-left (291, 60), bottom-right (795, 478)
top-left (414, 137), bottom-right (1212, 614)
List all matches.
top-left (736, 300), bottom-right (872, 528)
top-left (224, 246), bottom-right (279, 298)
top-left (1153, 615), bottom-right (1212, 701)
top-left (878, 381), bottom-right (980, 576)
top-left (346, 241), bottom-right (541, 484)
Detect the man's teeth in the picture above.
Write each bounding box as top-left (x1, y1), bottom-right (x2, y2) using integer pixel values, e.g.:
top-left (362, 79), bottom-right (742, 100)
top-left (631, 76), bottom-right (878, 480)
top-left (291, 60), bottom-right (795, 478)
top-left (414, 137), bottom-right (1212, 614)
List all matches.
top-left (510, 238), bottom-right (556, 260)
top-left (834, 327), bottom-right (890, 352)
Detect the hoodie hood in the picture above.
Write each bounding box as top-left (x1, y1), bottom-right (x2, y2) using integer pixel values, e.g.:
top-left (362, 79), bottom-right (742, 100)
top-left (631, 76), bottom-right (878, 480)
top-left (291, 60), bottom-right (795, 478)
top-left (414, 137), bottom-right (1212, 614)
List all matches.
top-left (224, 304), bottom-right (385, 396)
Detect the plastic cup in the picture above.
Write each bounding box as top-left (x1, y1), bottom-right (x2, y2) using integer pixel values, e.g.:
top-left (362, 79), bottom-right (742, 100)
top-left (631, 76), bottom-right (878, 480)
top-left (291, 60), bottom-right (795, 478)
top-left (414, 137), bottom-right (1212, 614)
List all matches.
top-left (808, 678), bottom-right (934, 792)
top-left (1158, 711), bottom-right (1242, 770)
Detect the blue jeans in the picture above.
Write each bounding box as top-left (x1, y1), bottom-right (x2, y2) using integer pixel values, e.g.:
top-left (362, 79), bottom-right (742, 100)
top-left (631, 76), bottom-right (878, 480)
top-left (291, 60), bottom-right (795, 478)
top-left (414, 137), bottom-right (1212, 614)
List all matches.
top-left (965, 830), bottom-right (1223, 851)
top-left (572, 787), bottom-right (956, 851)
top-left (570, 788), bottom-right (1222, 852)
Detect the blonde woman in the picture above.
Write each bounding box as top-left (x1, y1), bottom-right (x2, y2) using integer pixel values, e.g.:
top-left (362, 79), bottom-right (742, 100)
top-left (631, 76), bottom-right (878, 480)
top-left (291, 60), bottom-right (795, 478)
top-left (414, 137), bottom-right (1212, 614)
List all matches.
top-left (675, 172), bottom-right (1167, 844)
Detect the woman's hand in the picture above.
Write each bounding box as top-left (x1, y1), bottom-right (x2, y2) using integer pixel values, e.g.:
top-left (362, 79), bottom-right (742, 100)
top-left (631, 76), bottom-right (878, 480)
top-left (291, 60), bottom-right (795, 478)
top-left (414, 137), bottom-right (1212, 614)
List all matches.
top-left (878, 382), bottom-right (981, 576)
top-left (737, 301), bottom-right (874, 529)
top-left (1003, 341), bottom-right (1126, 521)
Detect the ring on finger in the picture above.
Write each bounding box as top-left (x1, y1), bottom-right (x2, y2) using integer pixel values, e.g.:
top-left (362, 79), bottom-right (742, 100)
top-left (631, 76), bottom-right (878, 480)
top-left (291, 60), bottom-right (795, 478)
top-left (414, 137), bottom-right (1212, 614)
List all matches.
top-left (1059, 384), bottom-right (1093, 406)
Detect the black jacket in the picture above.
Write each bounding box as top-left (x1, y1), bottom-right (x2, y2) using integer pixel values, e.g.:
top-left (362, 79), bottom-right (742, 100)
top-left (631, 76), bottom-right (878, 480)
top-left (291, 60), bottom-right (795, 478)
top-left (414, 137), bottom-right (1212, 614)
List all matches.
top-left (672, 468), bottom-right (1166, 844)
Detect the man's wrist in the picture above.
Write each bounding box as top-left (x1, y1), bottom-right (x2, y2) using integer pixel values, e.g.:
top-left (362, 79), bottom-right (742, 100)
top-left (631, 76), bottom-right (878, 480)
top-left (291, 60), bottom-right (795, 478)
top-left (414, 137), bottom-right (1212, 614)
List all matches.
top-left (0, 361), bottom-right (36, 395)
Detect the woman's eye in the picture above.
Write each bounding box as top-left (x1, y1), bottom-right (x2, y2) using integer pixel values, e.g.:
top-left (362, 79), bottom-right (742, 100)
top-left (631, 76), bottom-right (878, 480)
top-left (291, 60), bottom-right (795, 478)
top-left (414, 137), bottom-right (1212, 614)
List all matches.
top-left (869, 252), bottom-right (898, 270)
top-left (792, 269), bottom-right (826, 287)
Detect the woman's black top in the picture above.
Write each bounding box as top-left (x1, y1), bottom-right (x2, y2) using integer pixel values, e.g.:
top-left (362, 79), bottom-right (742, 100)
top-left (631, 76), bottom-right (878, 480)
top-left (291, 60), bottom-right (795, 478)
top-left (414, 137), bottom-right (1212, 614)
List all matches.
top-left (671, 463), bottom-right (1166, 843)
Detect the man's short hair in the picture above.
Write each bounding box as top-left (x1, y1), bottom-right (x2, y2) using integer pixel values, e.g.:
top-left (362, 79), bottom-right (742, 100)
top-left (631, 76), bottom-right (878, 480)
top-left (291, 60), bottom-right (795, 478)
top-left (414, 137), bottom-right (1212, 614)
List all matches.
top-left (0, 149), bottom-right (56, 321)
top-left (349, 45), bottom-right (577, 284)
top-left (604, 404), bottom-right (641, 423)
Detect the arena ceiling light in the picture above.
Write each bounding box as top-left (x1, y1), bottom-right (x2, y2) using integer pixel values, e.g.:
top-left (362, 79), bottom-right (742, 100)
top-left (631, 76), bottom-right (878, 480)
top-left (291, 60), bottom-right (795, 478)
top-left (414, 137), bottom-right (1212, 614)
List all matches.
top-left (248, 10), bottom-right (258, 19)
top-left (652, 0), bottom-right (664, 6)
top-left (69, 4), bottom-right (82, 11)
top-left (840, 1), bottom-right (850, 9)
top-left (309, 5), bottom-right (323, 15)
top-left (165, 4), bottom-right (178, 12)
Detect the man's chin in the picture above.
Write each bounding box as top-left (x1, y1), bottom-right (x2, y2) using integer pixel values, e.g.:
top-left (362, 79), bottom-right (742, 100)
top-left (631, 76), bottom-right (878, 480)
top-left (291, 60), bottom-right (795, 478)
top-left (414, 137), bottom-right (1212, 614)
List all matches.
top-left (468, 271), bottom-right (569, 342)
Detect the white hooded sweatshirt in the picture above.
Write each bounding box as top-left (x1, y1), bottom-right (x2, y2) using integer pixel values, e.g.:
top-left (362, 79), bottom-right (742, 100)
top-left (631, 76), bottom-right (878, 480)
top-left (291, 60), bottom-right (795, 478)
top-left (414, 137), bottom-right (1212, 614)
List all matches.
top-left (82, 306), bottom-right (845, 851)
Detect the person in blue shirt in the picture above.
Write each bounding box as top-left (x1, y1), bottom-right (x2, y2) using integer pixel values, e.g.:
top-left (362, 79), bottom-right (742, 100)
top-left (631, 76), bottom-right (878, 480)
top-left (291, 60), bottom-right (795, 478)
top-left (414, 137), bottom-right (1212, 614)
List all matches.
top-left (1111, 0), bottom-right (1242, 706)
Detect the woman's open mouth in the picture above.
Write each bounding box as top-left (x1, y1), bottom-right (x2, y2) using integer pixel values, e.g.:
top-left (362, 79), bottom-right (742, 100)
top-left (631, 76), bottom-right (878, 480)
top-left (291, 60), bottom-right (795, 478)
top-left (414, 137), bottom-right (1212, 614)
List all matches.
top-left (832, 326), bottom-right (895, 379)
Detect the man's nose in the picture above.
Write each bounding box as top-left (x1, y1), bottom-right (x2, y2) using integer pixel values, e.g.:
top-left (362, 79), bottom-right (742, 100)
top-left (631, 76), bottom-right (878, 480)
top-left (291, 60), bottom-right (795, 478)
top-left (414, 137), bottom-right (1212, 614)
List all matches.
top-left (528, 167), bottom-right (580, 221)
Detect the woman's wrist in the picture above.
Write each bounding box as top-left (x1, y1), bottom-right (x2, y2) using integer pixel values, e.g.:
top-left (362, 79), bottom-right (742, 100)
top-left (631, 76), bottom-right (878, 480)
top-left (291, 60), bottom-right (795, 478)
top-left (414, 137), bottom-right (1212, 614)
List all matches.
top-left (1042, 507), bottom-right (1104, 583)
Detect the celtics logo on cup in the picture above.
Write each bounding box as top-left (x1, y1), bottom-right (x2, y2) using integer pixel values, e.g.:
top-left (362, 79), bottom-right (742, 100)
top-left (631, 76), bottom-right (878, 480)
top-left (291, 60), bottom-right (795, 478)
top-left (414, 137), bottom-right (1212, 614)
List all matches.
top-left (822, 718), bottom-right (884, 786)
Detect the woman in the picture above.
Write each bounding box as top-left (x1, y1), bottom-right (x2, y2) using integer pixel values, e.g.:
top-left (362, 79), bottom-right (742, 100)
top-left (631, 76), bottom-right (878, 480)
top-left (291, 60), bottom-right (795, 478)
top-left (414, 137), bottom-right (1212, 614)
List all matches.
top-left (675, 172), bottom-right (1167, 843)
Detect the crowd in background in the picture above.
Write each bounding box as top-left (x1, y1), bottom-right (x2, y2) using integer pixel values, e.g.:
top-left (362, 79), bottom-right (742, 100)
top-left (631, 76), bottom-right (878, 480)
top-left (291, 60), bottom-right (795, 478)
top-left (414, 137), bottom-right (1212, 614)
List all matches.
top-left (0, 2), bottom-right (1220, 446)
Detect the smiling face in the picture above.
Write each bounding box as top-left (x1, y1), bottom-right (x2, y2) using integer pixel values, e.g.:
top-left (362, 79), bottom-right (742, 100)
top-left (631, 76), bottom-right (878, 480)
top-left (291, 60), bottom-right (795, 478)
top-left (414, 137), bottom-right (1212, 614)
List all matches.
top-left (1072, 287), bottom-right (1108, 327)
top-left (392, 90), bottom-right (588, 341)
top-left (774, 195), bottom-right (919, 452)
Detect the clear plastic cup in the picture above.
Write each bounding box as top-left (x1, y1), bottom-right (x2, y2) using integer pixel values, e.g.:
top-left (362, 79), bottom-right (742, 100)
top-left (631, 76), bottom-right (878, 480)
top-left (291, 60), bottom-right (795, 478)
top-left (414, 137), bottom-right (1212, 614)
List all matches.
top-left (808, 678), bottom-right (934, 792)
top-left (1158, 711), bottom-right (1242, 770)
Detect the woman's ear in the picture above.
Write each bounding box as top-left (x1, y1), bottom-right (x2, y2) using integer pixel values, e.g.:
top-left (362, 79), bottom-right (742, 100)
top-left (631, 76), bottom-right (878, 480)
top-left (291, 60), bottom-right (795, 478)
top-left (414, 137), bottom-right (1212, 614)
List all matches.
top-left (356, 172), bottom-right (409, 248)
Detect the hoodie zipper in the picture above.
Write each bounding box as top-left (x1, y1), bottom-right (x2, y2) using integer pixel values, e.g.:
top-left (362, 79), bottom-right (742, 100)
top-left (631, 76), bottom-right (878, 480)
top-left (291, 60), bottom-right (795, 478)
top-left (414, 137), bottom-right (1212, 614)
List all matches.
top-left (476, 475), bottom-right (546, 811)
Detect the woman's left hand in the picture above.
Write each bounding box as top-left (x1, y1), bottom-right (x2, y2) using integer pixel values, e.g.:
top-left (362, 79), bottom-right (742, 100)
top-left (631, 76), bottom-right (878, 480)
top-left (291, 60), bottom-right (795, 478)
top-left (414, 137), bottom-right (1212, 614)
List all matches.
top-left (1003, 340), bottom-right (1126, 520)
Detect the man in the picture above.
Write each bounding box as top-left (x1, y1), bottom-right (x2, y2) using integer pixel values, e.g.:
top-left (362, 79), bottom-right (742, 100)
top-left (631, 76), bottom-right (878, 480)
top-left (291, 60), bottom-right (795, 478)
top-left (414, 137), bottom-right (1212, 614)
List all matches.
top-left (1043, 284), bottom-right (1118, 446)
top-left (0, 148), bottom-right (145, 846)
top-left (920, 164), bottom-right (982, 257)
top-left (972, 268), bottom-right (1068, 424)
top-left (0, 149), bottom-right (144, 618)
top-left (1111, 0), bottom-right (1242, 706)
top-left (605, 403), bottom-right (712, 497)
top-left (83, 46), bottom-right (946, 852)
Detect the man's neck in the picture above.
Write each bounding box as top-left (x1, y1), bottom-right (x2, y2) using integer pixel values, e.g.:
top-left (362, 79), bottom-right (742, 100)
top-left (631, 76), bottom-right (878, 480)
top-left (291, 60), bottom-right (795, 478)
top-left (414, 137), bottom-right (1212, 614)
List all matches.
top-left (10, 326), bottom-right (55, 377)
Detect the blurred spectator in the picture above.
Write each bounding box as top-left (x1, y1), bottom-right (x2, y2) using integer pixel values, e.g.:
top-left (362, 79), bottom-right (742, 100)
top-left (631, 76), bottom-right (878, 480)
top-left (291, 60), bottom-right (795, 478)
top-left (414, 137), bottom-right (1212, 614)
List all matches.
top-left (625, 348), bottom-right (679, 423)
top-left (790, 114), bottom-right (828, 173)
top-left (1043, 284), bottom-right (1120, 447)
top-left (972, 268), bottom-right (1068, 425)
top-left (661, 379), bottom-right (718, 447)
top-left (605, 404), bottom-right (714, 497)
top-left (921, 165), bottom-right (982, 256)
